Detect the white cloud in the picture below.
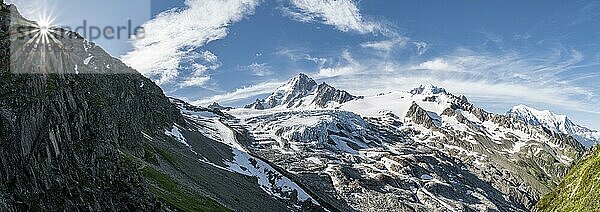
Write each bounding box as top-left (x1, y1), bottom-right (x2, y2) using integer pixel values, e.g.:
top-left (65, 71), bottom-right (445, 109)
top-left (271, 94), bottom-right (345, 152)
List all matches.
top-left (179, 76), bottom-right (211, 88)
top-left (192, 81), bottom-right (282, 106)
top-left (242, 62), bottom-right (274, 76)
top-left (360, 38), bottom-right (409, 52)
top-left (175, 51), bottom-right (223, 88)
top-left (122, 0), bottom-right (261, 85)
top-left (276, 48), bottom-right (328, 66)
top-left (317, 50), bottom-right (363, 77)
top-left (284, 0), bottom-right (386, 35)
top-left (416, 58), bottom-right (456, 71)
top-left (413, 41), bottom-right (430, 55)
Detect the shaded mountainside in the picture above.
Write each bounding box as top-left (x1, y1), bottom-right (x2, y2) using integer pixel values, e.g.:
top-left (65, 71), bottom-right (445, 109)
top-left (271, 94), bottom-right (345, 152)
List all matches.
top-left (536, 146), bottom-right (600, 211)
top-left (0, 3), bottom-right (180, 210)
top-left (0, 3), bottom-right (314, 211)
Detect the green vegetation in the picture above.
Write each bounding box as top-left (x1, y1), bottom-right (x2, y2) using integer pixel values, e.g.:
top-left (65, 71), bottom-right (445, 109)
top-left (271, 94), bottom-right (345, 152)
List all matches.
top-left (537, 147), bottom-right (600, 211)
top-left (121, 147), bottom-right (228, 212)
top-left (155, 146), bottom-right (180, 166)
top-left (142, 144), bottom-right (160, 165)
top-left (141, 165), bottom-right (230, 212)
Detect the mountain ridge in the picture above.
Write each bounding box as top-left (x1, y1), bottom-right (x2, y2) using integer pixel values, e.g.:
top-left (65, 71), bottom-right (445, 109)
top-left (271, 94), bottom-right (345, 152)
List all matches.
top-left (245, 73), bottom-right (362, 110)
top-left (508, 104), bottom-right (600, 148)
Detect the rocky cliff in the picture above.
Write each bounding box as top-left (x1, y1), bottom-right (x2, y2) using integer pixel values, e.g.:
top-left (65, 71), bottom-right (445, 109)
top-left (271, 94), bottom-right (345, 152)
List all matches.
top-left (0, 3), bottom-right (184, 210)
top-left (0, 3), bottom-right (305, 211)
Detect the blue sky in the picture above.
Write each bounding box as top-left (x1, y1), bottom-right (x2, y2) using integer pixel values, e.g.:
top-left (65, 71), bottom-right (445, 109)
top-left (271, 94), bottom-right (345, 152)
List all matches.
top-left (7, 0), bottom-right (600, 129)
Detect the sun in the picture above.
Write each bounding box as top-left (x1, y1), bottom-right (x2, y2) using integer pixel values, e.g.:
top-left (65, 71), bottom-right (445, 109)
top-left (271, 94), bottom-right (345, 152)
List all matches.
top-left (37, 20), bottom-right (50, 34)
top-left (35, 16), bottom-right (54, 34)
top-left (28, 13), bottom-right (59, 46)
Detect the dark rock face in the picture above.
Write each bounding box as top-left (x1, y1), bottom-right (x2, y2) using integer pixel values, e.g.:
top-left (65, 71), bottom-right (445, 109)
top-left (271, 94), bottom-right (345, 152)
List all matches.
top-left (0, 3), bottom-right (182, 210)
top-left (311, 83), bottom-right (362, 108)
top-left (207, 102), bottom-right (232, 111)
top-left (406, 102), bottom-right (439, 129)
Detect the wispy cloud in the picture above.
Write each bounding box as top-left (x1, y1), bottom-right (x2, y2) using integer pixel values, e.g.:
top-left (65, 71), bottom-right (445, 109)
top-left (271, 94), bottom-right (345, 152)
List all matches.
top-left (360, 38), bottom-right (409, 52)
top-left (414, 58), bottom-right (459, 71)
top-left (203, 45), bottom-right (598, 119)
top-left (192, 81), bottom-right (282, 106)
top-left (316, 49), bottom-right (363, 77)
top-left (276, 47), bottom-right (328, 66)
top-left (240, 62), bottom-right (274, 76)
top-left (122, 0), bottom-right (261, 86)
top-left (283, 0), bottom-right (389, 35)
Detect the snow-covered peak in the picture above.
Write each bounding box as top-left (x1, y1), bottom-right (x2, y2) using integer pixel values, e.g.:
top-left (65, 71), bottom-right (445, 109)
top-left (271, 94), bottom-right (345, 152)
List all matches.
top-left (245, 73), bottom-right (360, 110)
top-left (508, 104), bottom-right (600, 147)
top-left (410, 84), bottom-right (447, 95)
top-left (341, 84), bottom-right (463, 119)
top-left (275, 73), bottom-right (318, 95)
top-left (260, 73), bottom-right (318, 108)
top-left (508, 105), bottom-right (569, 130)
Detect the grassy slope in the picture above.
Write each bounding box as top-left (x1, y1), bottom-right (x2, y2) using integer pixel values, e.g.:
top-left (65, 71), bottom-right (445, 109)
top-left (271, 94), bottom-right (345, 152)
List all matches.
top-left (123, 147), bottom-right (230, 212)
top-left (141, 166), bottom-right (230, 212)
top-left (537, 147), bottom-right (600, 211)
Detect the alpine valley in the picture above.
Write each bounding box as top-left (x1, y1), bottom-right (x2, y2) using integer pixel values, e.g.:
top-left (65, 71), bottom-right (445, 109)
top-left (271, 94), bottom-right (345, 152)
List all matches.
top-left (0, 1), bottom-right (599, 211)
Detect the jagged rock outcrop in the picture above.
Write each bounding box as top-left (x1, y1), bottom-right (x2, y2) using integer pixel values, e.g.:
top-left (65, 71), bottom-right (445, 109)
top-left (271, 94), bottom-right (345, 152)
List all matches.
top-left (311, 83), bottom-right (360, 108)
top-left (406, 102), bottom-right (440, 129)
top-left (207, 102), bottom-right (232, 111)
top-left (245, 73), bottom-right (361, 109)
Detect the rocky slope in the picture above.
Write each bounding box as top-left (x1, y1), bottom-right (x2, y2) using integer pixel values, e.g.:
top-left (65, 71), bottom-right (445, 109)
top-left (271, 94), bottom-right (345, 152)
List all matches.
top-left (508, 104), bottom-right (600, 148)
top-left (0, 3), bottom-right (181, 210)
top-left (536, 146), bottom-right (600, 211)
top-left (225, 74), bottom-right (587, 211)
top-left (0, 3), bottom-right (319, 211)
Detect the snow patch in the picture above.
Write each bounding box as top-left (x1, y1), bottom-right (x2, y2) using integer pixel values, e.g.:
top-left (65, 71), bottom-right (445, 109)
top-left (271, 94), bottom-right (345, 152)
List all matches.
top-left (165, 125), bottom-right (188, 147)
top-left (84, 55), bottom-right (94, 65)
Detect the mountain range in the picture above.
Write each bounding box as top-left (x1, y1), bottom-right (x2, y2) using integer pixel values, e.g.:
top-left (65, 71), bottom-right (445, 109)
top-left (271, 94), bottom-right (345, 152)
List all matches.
top-left (227, 73), bottom-right (588, 211)
top-left (0, 2), bottom-right (598, 211)
top-left (508, 105), bottom-right (600, 148)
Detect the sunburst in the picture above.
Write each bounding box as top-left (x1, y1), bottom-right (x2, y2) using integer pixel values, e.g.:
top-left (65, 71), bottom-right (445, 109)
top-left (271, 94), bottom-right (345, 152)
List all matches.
top-left (31, 12), bottom-right (60, 46)
top-left (10, 5), bottom-right (65, 74)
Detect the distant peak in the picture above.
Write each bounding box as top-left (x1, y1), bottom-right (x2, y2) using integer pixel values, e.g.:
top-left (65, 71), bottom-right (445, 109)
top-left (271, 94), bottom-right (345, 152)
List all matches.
top-left (511, 104), bottom-right (530, 110)
top-left (508, 105), bottom-right (600, 147)
top-left (290, 72), bottom-right (312, 81)
top-left (410, 84), bottom-right (447, 95)
top-left (509, 105), bottom-right (566, 121)
top-left (296, 72), bottom-right (310, 78)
